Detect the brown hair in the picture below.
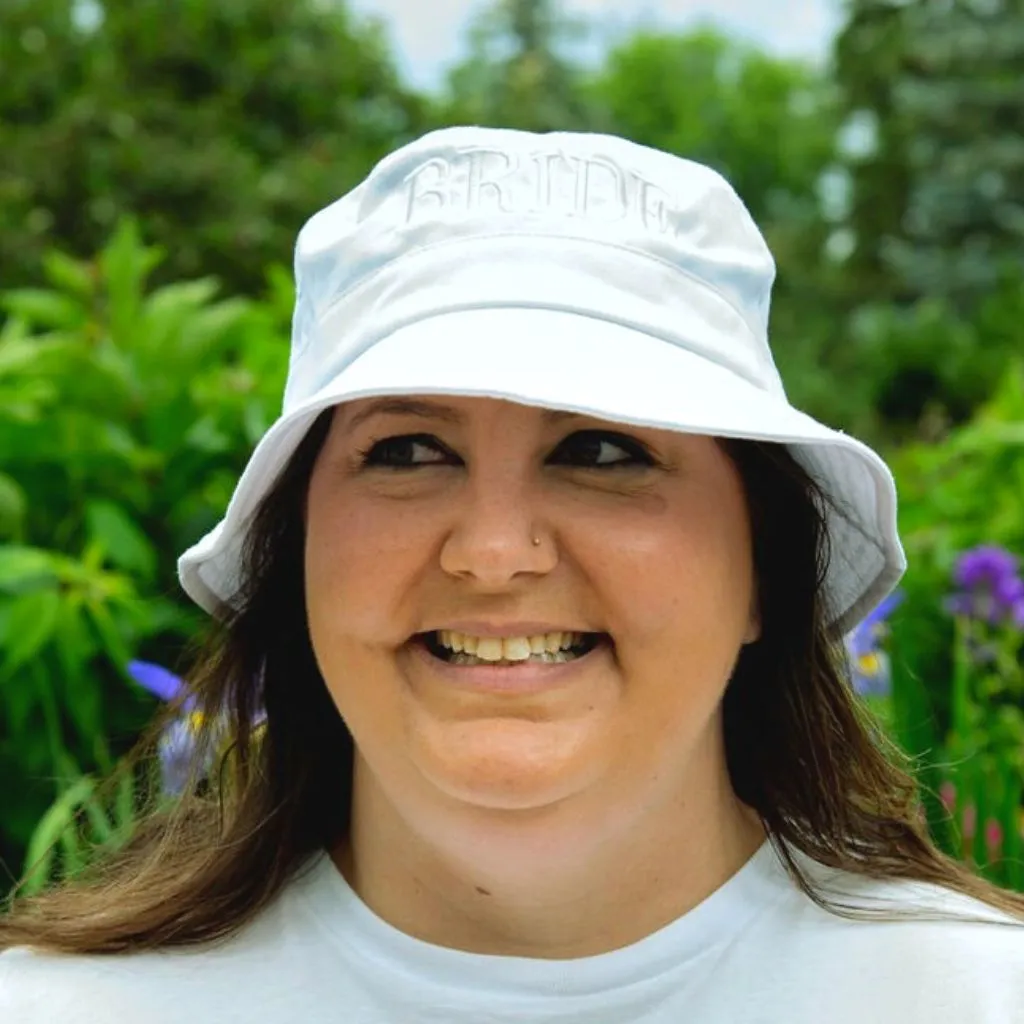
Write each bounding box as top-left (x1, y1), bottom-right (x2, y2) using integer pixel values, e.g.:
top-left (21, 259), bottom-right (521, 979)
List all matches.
top-left (2, 411), bottom-right (1023, 954)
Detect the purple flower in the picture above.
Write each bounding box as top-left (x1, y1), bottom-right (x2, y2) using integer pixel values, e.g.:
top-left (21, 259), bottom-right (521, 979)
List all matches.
top-left (846, 591), bottom-right (902, 697)
top-left (128, 660), bottom-right (194, 708)
top-left (127, 660), bottom-right (266, 797)
top-left (157, 715), bottom-right (203, 796)
top-left (128, 660), bottom-right (203, 796)
top-left (953, 546), bottom-right (1019, 590)
top-left (947, 545), bottom-right (1024, 627)
top-left (996, 573), bottom-right (1024, 608)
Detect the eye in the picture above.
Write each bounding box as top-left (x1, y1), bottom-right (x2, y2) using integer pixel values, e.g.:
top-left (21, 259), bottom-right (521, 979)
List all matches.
top-left (356, 429), bottom-right (655, 470)
top-left (548, 430), bottom-right (655, 468)
top-left (357, 433), bottom-right (456, 468)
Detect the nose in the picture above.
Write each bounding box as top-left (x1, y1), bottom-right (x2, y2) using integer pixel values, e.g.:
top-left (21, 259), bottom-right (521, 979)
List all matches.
top-left (439, 472), bottom-right (555, 587)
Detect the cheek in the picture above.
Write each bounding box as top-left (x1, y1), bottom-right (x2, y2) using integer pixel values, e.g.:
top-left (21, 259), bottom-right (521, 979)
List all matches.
top-left (303, 494), bottom-right (417, 740)
top-left (303, 476), bottom-right (430, 663)
top-left (594, 500), bottom-right (753, 765)
top-left (588, 499), bottom-right (753, 633)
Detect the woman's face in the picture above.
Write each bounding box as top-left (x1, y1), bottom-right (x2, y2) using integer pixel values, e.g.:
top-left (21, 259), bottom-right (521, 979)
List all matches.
top-left (305, 395), bottom-right (761, 870)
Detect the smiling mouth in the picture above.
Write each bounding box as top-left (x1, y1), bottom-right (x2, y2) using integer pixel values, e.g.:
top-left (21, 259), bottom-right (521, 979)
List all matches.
top-left (415, 631), bottom-right (608, 667)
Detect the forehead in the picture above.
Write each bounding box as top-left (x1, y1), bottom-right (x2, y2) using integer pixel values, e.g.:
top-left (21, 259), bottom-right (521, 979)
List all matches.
top-left (326, 396), bottom-right (727, 465)
top-left (335, 395), bottom-right (589, 433)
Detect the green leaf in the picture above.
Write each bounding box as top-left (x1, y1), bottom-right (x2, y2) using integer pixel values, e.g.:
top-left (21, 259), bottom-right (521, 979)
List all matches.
top-left (3, 651), bottom-right (39, 734)
top-left (2, 588), bottom-right (61, 675)
top-left (114, 766), bottom-right (137, 834)
top-left (59, 823), bottom-right (86, 877)
top-left (184, 415), bottom-right (231, 454)
top-left (18, 840), bottom-right (55, 898)
top-left (52, 593), bottom-right (98, 678)
top-left (145, 278), bottom-right (221, 321)
top-left (243, 398), bottom-right (270, 446)
top-left (100, 219), bottom-right (164, 350)
top-left (889, 653), bottom-right (940, 760)
top-left (0, 546), bottom-right (57, 591)
top-left (82, 796), bottom-right (114, 847)
top-left (55, 598), bottom-right (104, 743)
top-left (42, 250), bottom-right (96, 298)
top-left (0, 288), bottom-right (84, 329)
top-left (0, 333), bottom-right (75, 381)
top-left (19, 775), bottom-right (97, 895)
top-left (85, 500), bottom-right (157, 582)
top-left (83, 600), bottom-right (132, 667)
top-left (0, 472), bottom-right (27, 538)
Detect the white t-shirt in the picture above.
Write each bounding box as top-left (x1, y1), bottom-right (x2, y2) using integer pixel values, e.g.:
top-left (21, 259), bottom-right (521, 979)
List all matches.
top-left (2, 838), bottom-right (1022, 1023)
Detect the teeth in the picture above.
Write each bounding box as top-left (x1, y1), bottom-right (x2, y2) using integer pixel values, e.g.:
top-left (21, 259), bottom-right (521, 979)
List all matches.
top-left (435, 630), bottom-right (586, 662)
top-left (476, 637), bottom-right (504, 661)
top-left (503, 637), bottom-right (532, 660)
top-left (447, 650), bottom-right (576, 666)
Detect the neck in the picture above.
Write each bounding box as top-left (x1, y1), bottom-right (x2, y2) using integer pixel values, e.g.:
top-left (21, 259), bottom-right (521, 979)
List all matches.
top-left (331, 759), bottom-right (767, 959)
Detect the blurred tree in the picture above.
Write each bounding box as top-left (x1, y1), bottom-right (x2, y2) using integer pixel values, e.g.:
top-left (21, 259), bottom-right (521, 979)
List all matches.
top-left (0, 0), bottom-right (429, 295)
top-left (834, 0), bottom-right (1024, 433)
top-left (836, 0), bottom-right (1024, 309)
top-left (442, 0), bottom-right (598, 130)
top-left (832, 0), bottom-right (912, 307)
top-left (591, 28), bottom-right (840, 229)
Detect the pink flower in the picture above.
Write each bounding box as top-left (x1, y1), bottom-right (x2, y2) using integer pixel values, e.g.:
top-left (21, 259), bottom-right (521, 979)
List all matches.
top-left (962, 803), bottom-right (977, 839)
top-left (985, 819), bottom-right (1004, 856)
top-left (939, 781), bottom-right (956, 814)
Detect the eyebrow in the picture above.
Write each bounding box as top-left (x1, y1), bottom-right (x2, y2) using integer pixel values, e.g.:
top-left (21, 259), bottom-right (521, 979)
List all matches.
top-left (341, 397), bottom-right (582, 434)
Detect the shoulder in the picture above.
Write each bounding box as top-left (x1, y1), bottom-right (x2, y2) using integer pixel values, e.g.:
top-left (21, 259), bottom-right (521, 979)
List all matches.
top-left (0, 939), bottom-right (261, 1024)
top-left (0, 946), bottom-right (133, 1024)
top-left (766, 862), bottom-right (1024, 1019)
top-left (0, 865), bottom-right (329, 1024)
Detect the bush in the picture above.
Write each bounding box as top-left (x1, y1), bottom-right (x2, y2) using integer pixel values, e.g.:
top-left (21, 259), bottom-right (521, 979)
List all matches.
top-left (0, 220), bottom-right (289, 876)
top-left (0, 0), bottom-right (429, 296)
top-left (879, 360), bottom-right (1024, 886)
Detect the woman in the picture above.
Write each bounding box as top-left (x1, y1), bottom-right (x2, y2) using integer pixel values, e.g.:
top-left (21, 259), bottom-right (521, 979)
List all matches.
top-left (1, 127), bottom-right (1022, 1022)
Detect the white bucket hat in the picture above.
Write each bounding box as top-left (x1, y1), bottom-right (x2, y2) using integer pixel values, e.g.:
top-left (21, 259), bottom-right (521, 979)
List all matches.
top-left (178, 126), bottom-right (905, 635)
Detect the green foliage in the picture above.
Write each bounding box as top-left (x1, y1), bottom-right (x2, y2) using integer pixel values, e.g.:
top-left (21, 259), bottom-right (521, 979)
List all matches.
top-left (877, 361), bottom-right (1024, 883)
top-left (887, 359), bottom-right (1024, 736)
top-left (893, 360), bottom-right (1024, 557)
top-left (943, 614), bottom-right (1024, 889)
top-left (814, 273), bottom-right (1024, 445)
top-left (0, 0), bottom-right (428, 296)
top-left (592, 28), bottom-right (839, 228)
top-left (0, 221), bottom-right (289, 873)
top-left (830, 0), bottom-right (1024, 439)
top-left (837, 0), bottom-right (1024, 308)
top-left (18, 764), bottom-right (139, 897)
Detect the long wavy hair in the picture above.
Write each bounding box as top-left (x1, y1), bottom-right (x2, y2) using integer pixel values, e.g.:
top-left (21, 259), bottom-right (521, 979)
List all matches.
top-left (3, 409), bottom-right (1023, 954)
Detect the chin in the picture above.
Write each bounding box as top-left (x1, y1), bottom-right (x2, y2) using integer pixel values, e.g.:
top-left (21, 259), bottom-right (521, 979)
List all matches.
top-left (413, 724), bottom-right (602, 813)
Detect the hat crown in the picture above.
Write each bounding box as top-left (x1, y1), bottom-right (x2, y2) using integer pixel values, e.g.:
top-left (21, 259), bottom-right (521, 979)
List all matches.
top-left (288, 127), bottom-right (779, 407)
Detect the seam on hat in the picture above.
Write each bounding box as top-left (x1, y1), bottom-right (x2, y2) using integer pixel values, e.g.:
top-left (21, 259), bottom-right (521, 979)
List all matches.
top-left (308, 230), bottom-right (764, 342)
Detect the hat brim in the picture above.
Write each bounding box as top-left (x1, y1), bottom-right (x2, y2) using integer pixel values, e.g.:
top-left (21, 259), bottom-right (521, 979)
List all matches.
top-left (178, 307), bottom-right (904, 634)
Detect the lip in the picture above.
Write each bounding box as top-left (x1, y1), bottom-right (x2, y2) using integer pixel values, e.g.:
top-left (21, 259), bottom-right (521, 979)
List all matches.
top-left (418, 622), bottom-right (597, 639)
top-left (407, 636), bottom-right (609, 695)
